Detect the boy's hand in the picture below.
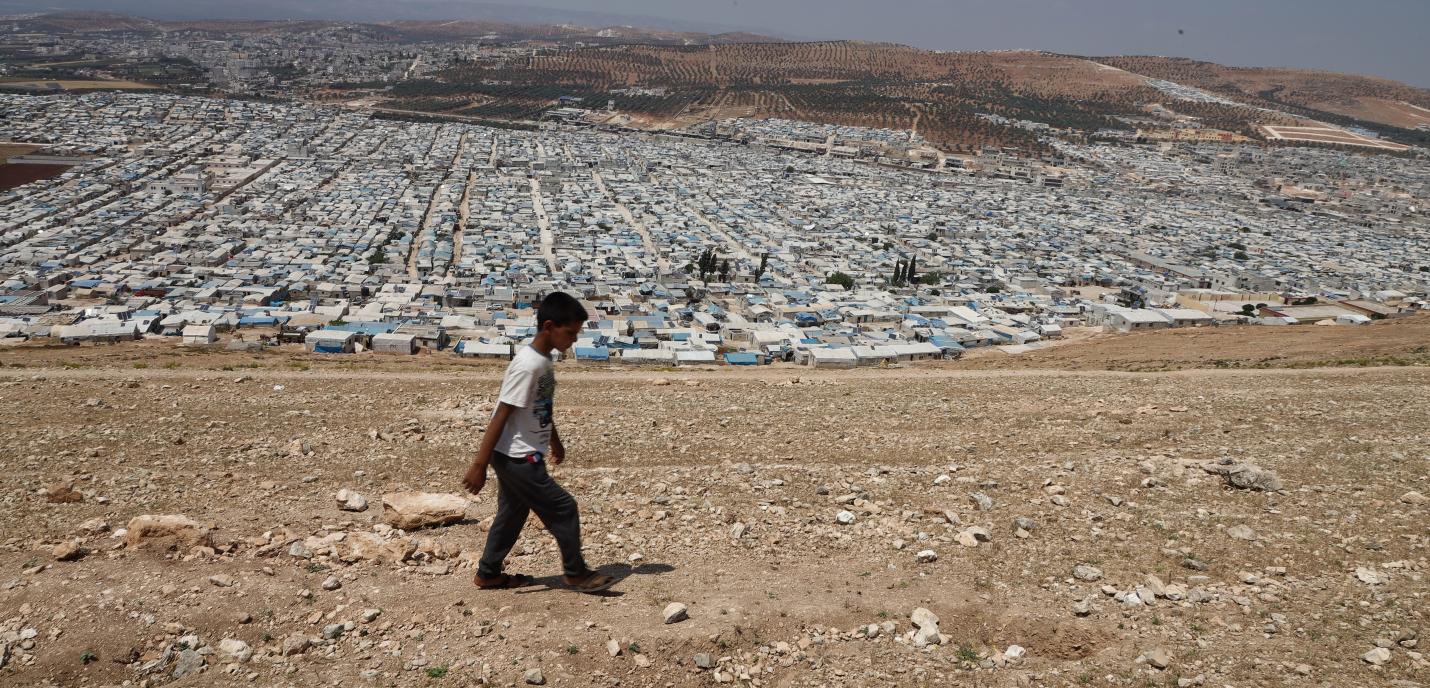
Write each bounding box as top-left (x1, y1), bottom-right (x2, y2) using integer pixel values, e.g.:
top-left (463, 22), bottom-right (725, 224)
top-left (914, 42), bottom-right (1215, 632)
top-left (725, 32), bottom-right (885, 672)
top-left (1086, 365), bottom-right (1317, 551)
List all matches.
top-left (551, 437), bottom-right (565, 465)
top-left (462, 462), bottom-right (487, 495)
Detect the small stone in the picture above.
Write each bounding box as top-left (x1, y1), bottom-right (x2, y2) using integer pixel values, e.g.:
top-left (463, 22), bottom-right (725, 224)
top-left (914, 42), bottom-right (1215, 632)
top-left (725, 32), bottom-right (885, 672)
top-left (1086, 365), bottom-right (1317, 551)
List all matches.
top-left (44, 483), bottom-right (84, 504)
top-left (1401, 491), bottom-right (1427, 505)
top-left (1147, 647), bottom-right (1171, 670)
top-left (607, 639), bottom-right (621, 657)
top-left (524, 668), bottom-right (546, 685)
top-left (336, 489), bottom-right (369, 512)
top-left (956, 530), bottom-right (979, 547)
top-left (933, 474), bottom-right (951, 486)
top-left (694, 652), bottom-right (714, 669)
top-left (916, 549), bottom-right (938, 563)
top-left (208, 574), bottom-right (235, 588)
top-left (633, 654), bottom-right (652, 668)
top-left (218, 638), bottom-right (252, 663)
top-left (322, 575), bottom-right (342, 591)
top-left (1356, 567), bottom-right (1386, 585)
top-left (1004, 645), bottom-right (1026, 661)
top-left (281, 634), bottom-right (311, 656)
top-left (835, 510), bottom-right (855, 525)
top-left (1012, 516), bottom-right (1036, 532)
top-left (1363, 647), bottom-right (1391, 665)
top-left (1073, 564), bottom-right (1103, 581)
top-left (663, 602), bottom-right (689, 624)
top-left (910, 607), bottom-right (941, 647)
top-left (969, 492), bottom-right (993, 511)
top-left (322, 624), bottom-right (344, 640)
top-left (52, 540), bottom-right (83, 561)
top-left (730, 523), bottom-right (746, 539)
top-left (1072, 598), bottom-right (1095, 616)
top-left (172, 649), bottom-right (204, 678)
top-left (361, 609), bottom-right (382, 623)
top-left (1292, 663), bottom-right (1312, 676)
top-left (1226, 525), bottom-right (1257, 541)
top-left (1202, 461), bottom-right (1283, 491)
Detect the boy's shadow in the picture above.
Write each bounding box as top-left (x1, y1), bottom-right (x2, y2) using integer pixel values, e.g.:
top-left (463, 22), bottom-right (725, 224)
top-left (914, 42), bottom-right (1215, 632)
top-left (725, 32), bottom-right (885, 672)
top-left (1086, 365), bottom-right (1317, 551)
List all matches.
top-left (517, 562), bottom-right (675, 597)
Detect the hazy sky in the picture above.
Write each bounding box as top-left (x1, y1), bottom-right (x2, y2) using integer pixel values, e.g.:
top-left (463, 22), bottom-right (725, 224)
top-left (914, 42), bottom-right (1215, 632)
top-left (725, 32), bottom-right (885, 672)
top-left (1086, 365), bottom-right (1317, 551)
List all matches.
top-left (18, 0), bottom-right (1430, 86)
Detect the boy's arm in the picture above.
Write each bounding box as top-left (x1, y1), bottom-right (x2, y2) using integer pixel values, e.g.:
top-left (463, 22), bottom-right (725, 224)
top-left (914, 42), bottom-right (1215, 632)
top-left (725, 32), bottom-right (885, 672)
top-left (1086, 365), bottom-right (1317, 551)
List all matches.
top-left (550, 423), bottom-right (564, 464)
top-left (463, 402), bottom-right (516, 495)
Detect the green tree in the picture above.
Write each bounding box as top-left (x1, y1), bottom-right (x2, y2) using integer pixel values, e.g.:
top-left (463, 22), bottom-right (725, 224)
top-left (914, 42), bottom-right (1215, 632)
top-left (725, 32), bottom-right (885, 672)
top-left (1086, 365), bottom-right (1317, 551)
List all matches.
top-left (826, 272), bottom-right (855, 290)
top-left (906, 255), bottom-right (917, 285)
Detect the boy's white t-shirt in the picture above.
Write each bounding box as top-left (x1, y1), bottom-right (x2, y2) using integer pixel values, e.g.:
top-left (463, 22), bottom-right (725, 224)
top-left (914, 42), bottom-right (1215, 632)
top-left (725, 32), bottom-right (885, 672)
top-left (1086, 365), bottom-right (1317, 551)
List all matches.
top-left (495, 345), bottom-right (556, 457)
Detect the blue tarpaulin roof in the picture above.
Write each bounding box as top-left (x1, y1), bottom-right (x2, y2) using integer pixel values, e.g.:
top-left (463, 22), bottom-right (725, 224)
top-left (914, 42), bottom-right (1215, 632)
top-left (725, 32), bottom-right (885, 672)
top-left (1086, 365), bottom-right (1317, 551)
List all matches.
top-left (574, 347), bottom-right (610, 361)
top-left (724, 352), bottom-right (760, 365)
top-left (327, 321), bottom-right (397, 335)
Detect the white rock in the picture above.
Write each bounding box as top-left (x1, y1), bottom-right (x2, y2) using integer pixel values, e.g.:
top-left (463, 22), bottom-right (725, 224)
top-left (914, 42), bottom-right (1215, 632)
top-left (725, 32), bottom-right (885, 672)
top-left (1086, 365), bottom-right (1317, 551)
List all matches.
top-left (1073, 564), bottom-right (1103, 581)
top-left (336, 489), bottom-right (369, 512)
top-left (933, 474), bottom-right (951, 486)
top-left (1363, 647), bottom-right (1391, 665)
top-left (910, 607), bottom-right (940, 647)
top-left (1355, 567), bottom-right (1386, 585)
top-left (1004, 645), bottom-right (1025, 661)
top-left (380, 492), bottom-right (469, 530)
top-left (1226, 524), bottom-right (1257, 541)
top-left (663, 602), bottom-right (689, 624)
top-left (217, 638), bottom-right (252, 663)
top-left (916, 549), bottom-right (938, 563)
top-left (835, 510), bottom-right (856, 525)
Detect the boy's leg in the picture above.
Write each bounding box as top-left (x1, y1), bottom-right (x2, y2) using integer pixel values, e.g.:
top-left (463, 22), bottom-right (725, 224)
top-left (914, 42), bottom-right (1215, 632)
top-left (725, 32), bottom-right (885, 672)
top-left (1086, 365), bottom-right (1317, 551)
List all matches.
top-left (476, 463), bottom-right (530, 579)
top-left (524, 466), bottom-right (589, 578)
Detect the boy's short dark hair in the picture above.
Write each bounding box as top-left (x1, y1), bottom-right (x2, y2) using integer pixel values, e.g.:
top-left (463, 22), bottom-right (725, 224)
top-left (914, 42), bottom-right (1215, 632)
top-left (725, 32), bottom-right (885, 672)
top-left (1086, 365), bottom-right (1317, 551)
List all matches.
top-left (537, 291), bottom-right (588, 329)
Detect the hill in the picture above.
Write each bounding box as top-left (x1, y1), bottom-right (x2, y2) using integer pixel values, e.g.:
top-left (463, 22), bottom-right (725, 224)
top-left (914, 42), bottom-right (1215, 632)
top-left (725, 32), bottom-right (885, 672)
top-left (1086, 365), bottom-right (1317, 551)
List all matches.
top-left (393, 41), bottom-right (1430, 151)
top-left (0, 337), bottom-right (1426, 685)
top-left (1093, 56), bottom-right (1430, 130)
top-left (2, 11), bottom-right (781, 46)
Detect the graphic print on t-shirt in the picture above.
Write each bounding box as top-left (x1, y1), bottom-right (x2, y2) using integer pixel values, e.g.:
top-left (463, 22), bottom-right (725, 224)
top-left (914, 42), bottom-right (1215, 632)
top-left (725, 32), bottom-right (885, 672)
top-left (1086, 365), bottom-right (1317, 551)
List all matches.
top-left (533, 368), bottom-right (555, 428)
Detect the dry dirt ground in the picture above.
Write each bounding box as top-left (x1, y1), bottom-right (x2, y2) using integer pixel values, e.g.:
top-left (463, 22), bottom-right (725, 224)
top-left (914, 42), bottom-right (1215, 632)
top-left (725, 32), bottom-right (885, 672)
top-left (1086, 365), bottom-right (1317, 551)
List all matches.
top-left (0, 326), bottom-right (1427, 687)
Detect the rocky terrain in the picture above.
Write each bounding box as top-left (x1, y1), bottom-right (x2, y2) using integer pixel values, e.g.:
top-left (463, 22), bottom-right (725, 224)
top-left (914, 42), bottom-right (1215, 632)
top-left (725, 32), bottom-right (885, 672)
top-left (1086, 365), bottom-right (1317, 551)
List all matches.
top-left (0, 352), bottom-right (1427, 687)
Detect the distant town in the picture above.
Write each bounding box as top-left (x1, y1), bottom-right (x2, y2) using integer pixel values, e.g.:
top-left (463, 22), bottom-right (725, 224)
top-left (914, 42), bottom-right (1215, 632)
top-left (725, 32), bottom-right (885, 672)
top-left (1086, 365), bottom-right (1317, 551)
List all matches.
top-left (1, 89), bottom-right (1425, 366)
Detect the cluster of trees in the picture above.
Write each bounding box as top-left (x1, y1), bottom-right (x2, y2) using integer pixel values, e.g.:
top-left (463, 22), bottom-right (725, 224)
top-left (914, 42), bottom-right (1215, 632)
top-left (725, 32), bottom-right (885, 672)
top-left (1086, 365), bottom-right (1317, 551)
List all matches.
top-left (691, 247), bottom-right (730, 282)
top-left (825, 271), bottom-right (855, 290)
top-left (892, 256), bottom-right (915, 286)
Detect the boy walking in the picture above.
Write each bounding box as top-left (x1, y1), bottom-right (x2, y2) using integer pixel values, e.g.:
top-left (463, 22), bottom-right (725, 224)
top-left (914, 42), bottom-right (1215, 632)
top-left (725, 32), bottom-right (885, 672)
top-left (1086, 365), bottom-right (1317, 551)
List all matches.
top-left (462, 291), bottom-right (615, 593)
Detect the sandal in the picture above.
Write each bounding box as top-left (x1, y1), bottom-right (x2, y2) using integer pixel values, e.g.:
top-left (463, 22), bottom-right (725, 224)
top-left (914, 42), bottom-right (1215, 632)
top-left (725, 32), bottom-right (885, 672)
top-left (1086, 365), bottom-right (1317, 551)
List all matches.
top-left (474, 572), bottom-right (536, 589)
top-left (563, 570), bottom-right (617, 594)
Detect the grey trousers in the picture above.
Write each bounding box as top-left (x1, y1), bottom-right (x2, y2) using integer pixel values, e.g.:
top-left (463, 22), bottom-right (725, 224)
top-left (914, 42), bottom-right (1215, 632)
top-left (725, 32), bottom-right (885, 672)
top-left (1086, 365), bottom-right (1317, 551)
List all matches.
top-left (477, 453), bottom-right (588, 578)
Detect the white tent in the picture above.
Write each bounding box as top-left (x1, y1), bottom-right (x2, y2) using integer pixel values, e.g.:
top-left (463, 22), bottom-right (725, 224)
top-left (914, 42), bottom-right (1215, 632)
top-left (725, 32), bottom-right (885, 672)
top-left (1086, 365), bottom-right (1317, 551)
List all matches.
top-left (181, 324), bottom-right (217, 346)
top-left (458, 341), bottom-right (513, 359)
top-left (808, 347), bottom-right (858, 369)
top-left (371, 332), bottom-right (418, 355)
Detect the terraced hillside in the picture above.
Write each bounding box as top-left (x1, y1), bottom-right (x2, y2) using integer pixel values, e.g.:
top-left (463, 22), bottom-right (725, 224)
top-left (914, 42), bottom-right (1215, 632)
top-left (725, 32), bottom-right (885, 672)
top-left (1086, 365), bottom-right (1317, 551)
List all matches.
top-left (395, 42), bottom-right (1430, 152)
